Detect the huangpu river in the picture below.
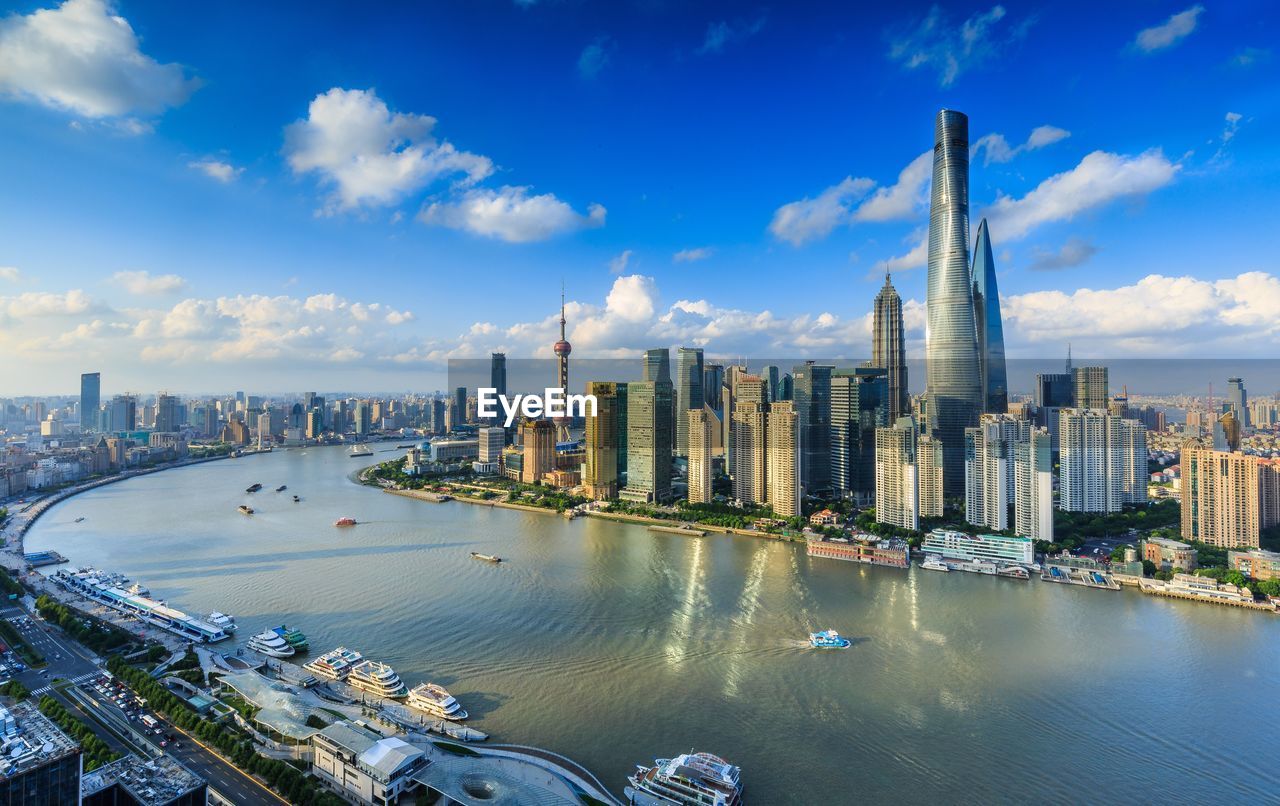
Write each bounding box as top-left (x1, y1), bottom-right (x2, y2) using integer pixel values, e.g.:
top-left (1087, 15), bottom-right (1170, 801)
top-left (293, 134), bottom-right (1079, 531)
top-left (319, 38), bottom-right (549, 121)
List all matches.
top-left (25, 446), bottom-right (1280, 803)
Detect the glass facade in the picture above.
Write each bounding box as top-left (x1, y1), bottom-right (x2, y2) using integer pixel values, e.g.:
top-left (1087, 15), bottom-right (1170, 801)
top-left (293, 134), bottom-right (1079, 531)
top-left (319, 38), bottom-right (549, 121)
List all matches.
top-left (971, 218), bottom-right (1008, 415)
top-left (674, 347), bottom-right (704, 458)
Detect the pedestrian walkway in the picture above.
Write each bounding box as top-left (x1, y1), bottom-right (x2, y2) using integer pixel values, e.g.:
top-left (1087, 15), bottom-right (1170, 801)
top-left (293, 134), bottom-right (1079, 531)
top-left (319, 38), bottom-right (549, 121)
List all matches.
top-left (31, 670), bottom-right (100, 696)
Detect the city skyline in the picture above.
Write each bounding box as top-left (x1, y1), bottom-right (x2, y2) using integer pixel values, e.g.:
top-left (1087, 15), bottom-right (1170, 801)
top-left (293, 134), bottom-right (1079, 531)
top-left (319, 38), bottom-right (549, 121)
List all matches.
top-left (1, 1), bottom-right (1278, 391)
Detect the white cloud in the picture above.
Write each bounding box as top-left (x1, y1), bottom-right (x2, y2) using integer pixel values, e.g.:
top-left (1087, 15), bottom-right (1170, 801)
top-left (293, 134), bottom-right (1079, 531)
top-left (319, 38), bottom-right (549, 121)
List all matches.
top-left (1027, 237), bottom-right (1099, 271)
top-left (673, 247), bottom-right (714, 263)
top-left (887, 5), bottom-right (1026, 86)
top-left (697, 15), bottom-right (766, 55)
top-left (608, 250), bottom-right (633, 274)
top-left (111, 270), bottom-right (187, 295)
top-left (971, 124), bottom-right (1070, 166)
top-left (285, 87), bottom-right (494, 213)
top-left (852, 151), bottom-right (932, 222)
top-left (1221, 111), bottom-right (1243, 143)
top-left (1, 289), bottom-right (98, 318)
top-left (768, 177), bottom-right (874, 246)
top-left (1134, 5), bottom-right (1203, 53)
top-left (578, 36), bottom-right (613, 78)
top-left (419, 185), bottom-right (605, 242)
top-left (0, 0), bottom-right (197, 122)
top-left (1231, 47), bottom-right (1271, 68)
top-left (0, 267), bottom-right (20, 283)
top-left (188, 158), bottom-right (243, 183)
top-left (982, 149), bottom-right (1179, 241)
top-left (873, 233), bottom-right (928, 274)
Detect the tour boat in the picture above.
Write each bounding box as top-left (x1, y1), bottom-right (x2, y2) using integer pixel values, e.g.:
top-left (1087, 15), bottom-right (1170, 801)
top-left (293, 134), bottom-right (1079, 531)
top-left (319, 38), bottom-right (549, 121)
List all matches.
top-left (272, 625), bottom-right (310, 651)
top-left (920, 557), bottom-right (950, 572)
top-left (626, 751), bottom-right (743, 806)
top-left (247, 630), bottom-right (295, 658)
top-left (349, 445), bottom-right (374, 458)
top-left (303, 647), bottom-right (364, 681)
top-left (407, 683), bottom-right (468, 720)
top-left (809, 629), bottom-right (852, 649)
top-left (245, 483), bottom-right (263, 493)
top-left (334, 517), bottom-right (357, 527)
top-left (275, 485), bottom-right (287, 492)
top-left (238, 505), bottom-right (254, 515)
top-left (346, 660), bottom-right (408, 699)
top-left (470, 552), bottom-right (501, 563)
top-left (206, 612), bottom-right (237, 633)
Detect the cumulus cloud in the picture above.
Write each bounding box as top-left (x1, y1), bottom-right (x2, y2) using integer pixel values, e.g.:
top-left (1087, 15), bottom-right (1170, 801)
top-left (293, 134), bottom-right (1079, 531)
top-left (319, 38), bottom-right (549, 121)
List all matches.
top-left (887, 5), bottom-right (1028, 86)
top-left (852, 151), bottom-right (932, 222)
top-left (872, 232), bottom-right (928, 274)
top-left (1, 289), bottom-right (99, 318)
top-left (673, 247), bottom-right (714, 263)
top-left (0, 267), bottom-right (20, 283)
top-left (0, 0), bottom-right (198, 124)
top-left (188, 158), bottom-right (243, 183)
top-left (1134, 5), bottom-right (1203, 53)
top-left (285, 87), bottom-right (494, 213)
top-left (697, 14), bottom-right (766, 55)
top-left (609, 250), bottom-right (633, 274)
top-left (1028, 237), bottom-right (1099, 271)
top-left (578, 36), bottom-right (613, 78)
top-left (111, 270), bottom-right (187, 295)
top-left (769, 177), bottom-right (875, 246)
top-left (419, 185), bottom-right (605, 242)
top-left (982, 149), bottom-right (1179, 241)
top-left (971, 124), bottom-right (1070, 166)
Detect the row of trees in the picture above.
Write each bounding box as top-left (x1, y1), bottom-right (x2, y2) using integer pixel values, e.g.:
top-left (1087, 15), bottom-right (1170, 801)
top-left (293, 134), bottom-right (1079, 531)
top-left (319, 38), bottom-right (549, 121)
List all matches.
top-left (106, 657), bottom-right (345, 806)
top-left (37, 695), bottom-right (120, 771)
top-left (35, 595), bottom-right (134, 654)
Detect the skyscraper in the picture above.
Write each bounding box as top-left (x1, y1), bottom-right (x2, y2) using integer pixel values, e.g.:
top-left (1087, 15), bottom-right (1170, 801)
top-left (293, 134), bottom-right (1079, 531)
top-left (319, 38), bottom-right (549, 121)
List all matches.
top-left (766, 401), bottom-right (800, 518)
top-left (687, 408), bottom-right (713, 504)
top-left (1014, 428), bottom-right (1054, 542)
top-left (1058, 409), bottom-right (1146, 513)
top-left (875, 417), bottom-right (919, 531)
top-left (642, 348), bottom-right (671, 384)
top-left (792, 362), bottom-right (832, 497)
top-left (80, 372), bottom-right (100, 432)
top-left (1181, 447), bottom-right (1279, 548)
top-left (703, 364), bottom-right (724, 418)
top-left (454, 387), bottom-right (467, 427)
top-left (917, 433), bottom-right (944, 518)
top-left (1072, 366), bottom-right (1109, 410)
top-left (674, 347), bottom-right (705, 458)
top-left (730, 375), bottom-right (767, 505)
top-left (830, 367), bottom-right (888, 505)
top-left (583, 382), bottom-right (619, 500)
top-left (971, 218), bottom-right (1007, 414)
top-left (763, 366), bottom-right (781, 403)
top-left (490, 353), bottom-right (507, 398)
top-left (964, 415), bottom-right (1025, 533)
top-left (155, 393), bottom-right (182, 433)
top-left (553, 291), bottom-right (572, 442)
top-left (925, 109), bottom-right (982, 495)
top-left (871, 274), bottom-right (909, 422)
top-left (108, 395), bottom-right (136, 433)
top-left (620, 379), bottom-right (673, 503)
top-left (1227, 377), bottom-right (1248, 428)
top-left (521, 419), bottom-right (557, 484)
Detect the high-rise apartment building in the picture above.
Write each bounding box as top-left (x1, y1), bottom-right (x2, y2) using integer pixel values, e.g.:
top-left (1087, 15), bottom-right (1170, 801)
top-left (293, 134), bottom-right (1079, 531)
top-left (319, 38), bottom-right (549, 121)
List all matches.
top-left (1181, 447), bottom-right (1279, 548)
top-left (917, 433), bottom-right (944, 518)
top-left (1014, 428), bottom-right (1054, 542)
top-left (620, 379), bottom-right (673, 503)
top-left (687, 408), bottom-right (713, 505)
top-left (80, 372), bottom-right (100, 431)
top-left (830, 367), bottom-right (888, 505)
top-left (871, 274), bottom-right (909, 423)
top-left (730, 375), bottom-right (767, 505)
top-left (1072, 366), bottom-right (1109, 410)
top-left (155, 393), bottom-right (182, 433)
top-left (971, 218), bottom-right (1007, 415)
top-left (1058, 409), bottom-right (1146, 513)
top-left (792, 362), bottom-right (832, 497)
top-left (875, 417), bottom-right (919, 531)
top-left (583, 382), bottom-right (619, 500)
top-left (965, 415), bottom-right (1052, 539)
top-left (674, 347), bottom-right (704, 458)
top-left (521, 419), bottom-right (557, 484)
top-left (924, 109), bottom-right (982, 495)
top-left (766, 401), bottom-right (800, 518)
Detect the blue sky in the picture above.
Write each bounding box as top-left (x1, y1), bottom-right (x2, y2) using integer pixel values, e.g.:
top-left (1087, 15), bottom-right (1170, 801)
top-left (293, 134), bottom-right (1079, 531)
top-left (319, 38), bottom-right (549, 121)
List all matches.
top-left (1, 0), bottom-right (1278, 394)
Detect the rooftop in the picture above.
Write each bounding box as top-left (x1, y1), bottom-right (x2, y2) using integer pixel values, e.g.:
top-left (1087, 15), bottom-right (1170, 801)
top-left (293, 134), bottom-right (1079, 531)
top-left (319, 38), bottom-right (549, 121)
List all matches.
top-left (0, 701), bottom-right (80, 781)
top-left (221, 671), bottom-right (328, 741)
top-left (81, 755), bottom-right (206, 805)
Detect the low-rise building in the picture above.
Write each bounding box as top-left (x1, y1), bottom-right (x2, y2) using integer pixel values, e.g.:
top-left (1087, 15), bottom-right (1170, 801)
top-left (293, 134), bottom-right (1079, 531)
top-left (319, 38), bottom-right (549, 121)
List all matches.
top-left (921, 529), bottom-right (1035, 566)
top-left (312, 721), bottom-right (428, 805)
top-left (806, 533), bottom-right (909, 568)
top-left (1142, 536), bottom-right (1198, 571)
top-left (427, 438), bottom-right (479, 463)
top-left (809, 509), bottom-right (840, 526)
top-left (1228, 548), bottom-right (1280, 582)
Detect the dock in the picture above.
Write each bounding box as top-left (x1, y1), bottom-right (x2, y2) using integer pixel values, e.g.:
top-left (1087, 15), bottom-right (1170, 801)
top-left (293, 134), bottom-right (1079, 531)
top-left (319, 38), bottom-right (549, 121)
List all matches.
top-left (1040, 564), bottom-right (1121, 590)
top-left (647, 524), bottom-right (707, 537)
top-left (22, 550), bottom-right (68, 567)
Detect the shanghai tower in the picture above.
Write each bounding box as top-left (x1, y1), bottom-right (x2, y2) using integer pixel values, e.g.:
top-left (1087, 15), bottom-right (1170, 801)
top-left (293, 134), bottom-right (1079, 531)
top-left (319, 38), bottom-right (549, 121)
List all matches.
top-left (924, 109), bottom-right (982, 495)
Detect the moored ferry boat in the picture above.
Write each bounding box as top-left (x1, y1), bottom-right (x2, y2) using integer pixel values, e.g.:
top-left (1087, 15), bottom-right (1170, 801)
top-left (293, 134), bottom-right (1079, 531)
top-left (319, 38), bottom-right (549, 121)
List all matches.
top-left (247, 630), bottom-right (295, 657)
top-left (303, 646), bottom-right (364, 681)
top-left (272, 625), bottom-right (309, 651)
top-left (920, 557), bottom-right (950, 572)
top-left (809, 629), bottom-right (851, 649)
top-left (346, 660), bottom-right (408, 699)
top-left (406, 683), bottom-right (468, 720)
top-left (206, 612), bottom-right (237, 633)
top-left (626, 751), bottom-right (743, 806)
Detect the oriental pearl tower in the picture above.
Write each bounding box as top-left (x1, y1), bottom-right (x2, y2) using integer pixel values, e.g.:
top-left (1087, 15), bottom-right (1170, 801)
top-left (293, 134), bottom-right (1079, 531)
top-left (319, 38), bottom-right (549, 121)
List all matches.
top-left (553, 286), bottom-right (572, 442)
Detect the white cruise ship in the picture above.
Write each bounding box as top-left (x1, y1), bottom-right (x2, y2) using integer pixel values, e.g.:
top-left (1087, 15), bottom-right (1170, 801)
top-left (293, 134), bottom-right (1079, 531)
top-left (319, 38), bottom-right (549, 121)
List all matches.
top-left (406, 683), bottom-right (467, 720)
top-left (246, 630), bottom-right (295, 658)
top-left (206, 612), bottom-right (237, 633)
top-left (346, 660), bottom-right (408, 699)
top-left (302, 647), bottom-right (364, 681)
top-left (626, 751), bottom-right (743, 806)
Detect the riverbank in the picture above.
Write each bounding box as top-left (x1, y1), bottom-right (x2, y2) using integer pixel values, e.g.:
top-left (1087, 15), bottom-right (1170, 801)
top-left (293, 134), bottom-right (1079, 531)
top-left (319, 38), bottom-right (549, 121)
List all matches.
top-left (383, 488), bottom-right (566, 517)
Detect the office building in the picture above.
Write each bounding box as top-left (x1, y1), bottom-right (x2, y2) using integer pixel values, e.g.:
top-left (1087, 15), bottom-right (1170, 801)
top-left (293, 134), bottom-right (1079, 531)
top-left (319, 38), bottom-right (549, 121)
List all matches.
top-left (615, 382), bottom-right (628, 480)
top-left (108, 394), bottom-right (137, 433)
top-left (490, 352), bottom-right (507, 398)
top-left (766, 401), bottom-right (800, 518)
top-left (703, 364), bottom-right (724, 417)
top-left (642, 348), bottom-right (670, 384)
top-left (311, 721), bottom-right (427, 805)
top-left (763, 365), bottom-right (781, 403)
top-left (155, 393), bottom-right (182, 433)
top-left (875, 417), bottom-right (919, 531)
top-left (792, 361), bottom-right (832, 497)
top-left (924, 109), bottom-right (982, 496)
top-left (1226, 377), bottom-right (1248, 428)
top-left (830, 367), bottom-right (888, 505)
top-left (82, 754), bottom-right (207, 806)
top-left (687, 407), bottom-right (713, 504)
top-left (1058, 409), bottom-right (1146, 513)
top-left (1143, 537), bottom-right (1199, 572)
top-left (675, 347), bottom-right (705, 458)
top-left (478, 426), bottom-right (505, 464)
top-left (520, 419), bottom-right (557, 484)
top-left (730, 376), bottom-right (768, 506)
top-left (971, 218), bottom-right (1008, 415)
top-left (620, 378), bottom-right (673, 503)
top-left (1181, 447), bottom-right (1280, 548)
top-left (583, 382), bottom-right (619, 500)
top-left (871, 273), bottom-right (909, 423)
top-left (80, 371), bottom-right (100, 431)
top-left (0, 701), bottom-right (82, 804)
top-left (1072, 366), bottom-right (1109, 410)
top-left (917, 433), bottom-right (944, 518)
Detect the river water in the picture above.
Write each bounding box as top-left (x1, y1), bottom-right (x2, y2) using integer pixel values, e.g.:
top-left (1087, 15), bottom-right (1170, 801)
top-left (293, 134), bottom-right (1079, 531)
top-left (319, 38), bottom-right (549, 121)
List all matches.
top-left (24, 446), bottom-right (1280, 803)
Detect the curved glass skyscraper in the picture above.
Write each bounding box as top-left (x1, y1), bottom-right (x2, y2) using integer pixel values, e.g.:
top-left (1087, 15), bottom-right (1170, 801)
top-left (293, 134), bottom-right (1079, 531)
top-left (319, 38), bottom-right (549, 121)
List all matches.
top-left (925, 109), bottom-right (982, 494)
top-left (972, 218), bottom-right (1008, 414)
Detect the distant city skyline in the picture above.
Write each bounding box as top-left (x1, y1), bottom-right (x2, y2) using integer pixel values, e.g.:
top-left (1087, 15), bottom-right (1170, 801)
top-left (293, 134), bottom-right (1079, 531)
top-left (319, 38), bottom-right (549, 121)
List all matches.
top-left (2, 1), bottom-right (1279, 392)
